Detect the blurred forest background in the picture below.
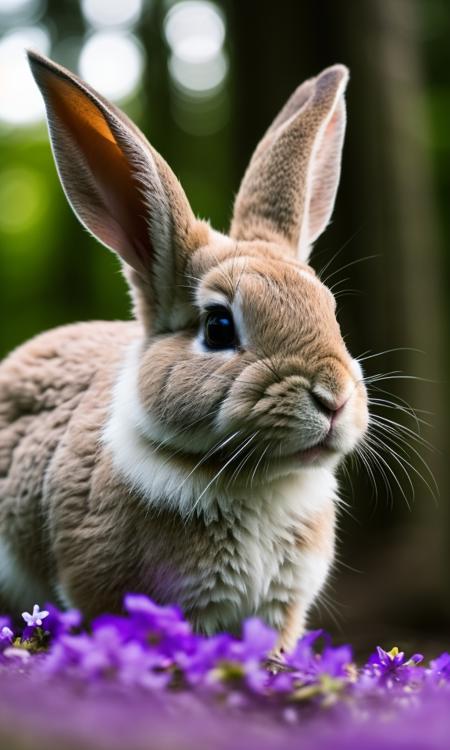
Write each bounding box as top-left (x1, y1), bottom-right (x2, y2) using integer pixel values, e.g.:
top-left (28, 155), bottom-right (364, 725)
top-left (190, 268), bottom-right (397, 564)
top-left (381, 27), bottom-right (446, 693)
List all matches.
top-left (0, 0), bottom-right (449, 653)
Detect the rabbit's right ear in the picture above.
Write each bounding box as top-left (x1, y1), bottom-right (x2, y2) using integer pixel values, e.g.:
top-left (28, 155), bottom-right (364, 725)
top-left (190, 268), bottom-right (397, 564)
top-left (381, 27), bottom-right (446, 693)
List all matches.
top-left (28, 51), bottom-right (208, 329)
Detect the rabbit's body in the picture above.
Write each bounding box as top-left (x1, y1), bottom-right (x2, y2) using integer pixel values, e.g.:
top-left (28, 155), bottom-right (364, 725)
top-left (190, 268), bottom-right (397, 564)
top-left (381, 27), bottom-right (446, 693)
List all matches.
top-left (0, 321), bottom-right (335, 641)
top-left (0, 322), bottom-right (138, 606)
top-left (0, 53), bottom-right (369, 649)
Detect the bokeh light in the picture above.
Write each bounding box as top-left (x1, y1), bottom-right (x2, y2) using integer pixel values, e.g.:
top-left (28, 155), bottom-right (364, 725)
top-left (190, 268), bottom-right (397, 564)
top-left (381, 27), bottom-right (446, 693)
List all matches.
top-left (78, 31), bottom-right (144, 102)
top-left (168, 48), bottom-right (227, 95)
top-left (164, 0), bottom-right (225, 64)
top-left (81, 0), bottom-right (143, 29)
top-left (164, 0), bottom-right (228, 133)
top-left (0, 26), bottom-right (50, 125)
top-left (0, 0), bottom-right (38, 15)
top-left (170, 87), bottom-right (229, 136)
top-left (0, 167), bottom-right (47, 234)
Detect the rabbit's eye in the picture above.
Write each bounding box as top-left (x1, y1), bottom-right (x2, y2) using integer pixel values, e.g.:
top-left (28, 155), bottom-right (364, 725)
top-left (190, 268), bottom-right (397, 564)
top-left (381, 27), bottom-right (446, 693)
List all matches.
top-left (204, 306), bottom-right (236, 350)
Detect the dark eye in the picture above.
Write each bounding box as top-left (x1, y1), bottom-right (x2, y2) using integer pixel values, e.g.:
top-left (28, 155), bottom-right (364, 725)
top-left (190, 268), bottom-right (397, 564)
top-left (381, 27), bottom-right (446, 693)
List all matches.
top-left (203, 306), bottom-right (236, 350)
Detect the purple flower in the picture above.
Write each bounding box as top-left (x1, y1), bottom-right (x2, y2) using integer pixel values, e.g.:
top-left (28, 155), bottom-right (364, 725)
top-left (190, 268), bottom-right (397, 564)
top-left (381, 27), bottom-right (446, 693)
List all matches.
top-left (285, 629), bottom-right (323, 672)
top-left (124, 594), bottom-right (185, 631)
top-left (240, 618), bottom-right (278, 658)
top-left (318, 644), bottom-right (353, 678)
top-left (366, 646), bottom-right (424, 687)
top-left (179, 618), bottom-right (277, 695)
top-left (119, 594), bottom-right (194, 656)
top-left (283, 629), bottom-right (352, 685)
top-left (429, 653), bottom-right (450, 680)
top-left (0, 588), bottom-right (447, 750)
top-left (368, 646), bottom-right (406, 670)
top-left (176, 632), bottom-right (234, 688)
top-left (368, 646), bottom-right (423, 671)
top-left (42, 603), bottom-right (82, 638)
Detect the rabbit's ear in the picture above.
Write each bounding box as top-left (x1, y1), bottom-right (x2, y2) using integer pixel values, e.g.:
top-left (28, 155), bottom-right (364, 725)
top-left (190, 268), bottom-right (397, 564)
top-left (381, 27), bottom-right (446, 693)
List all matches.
top-left (230, 65), bottom-right (349, 262)
top-left (28, 51), bottom-right (206, 327)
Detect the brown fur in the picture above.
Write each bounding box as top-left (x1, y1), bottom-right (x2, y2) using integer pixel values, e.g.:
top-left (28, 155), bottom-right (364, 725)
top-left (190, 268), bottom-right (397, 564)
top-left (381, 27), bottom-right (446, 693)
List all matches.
top-left (0, 325), bottom-right (336, 626)
top-left (230, 66), bottom-right (348, 252)
top-left (0, 54), bottom-right (368, 649)
top-left (0, 323), bottom-right (139, 600)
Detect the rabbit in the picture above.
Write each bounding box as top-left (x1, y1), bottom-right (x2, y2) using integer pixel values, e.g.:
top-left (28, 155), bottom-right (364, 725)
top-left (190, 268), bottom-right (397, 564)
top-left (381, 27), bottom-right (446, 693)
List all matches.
top-left (0, 51), bottom-right (368, 652)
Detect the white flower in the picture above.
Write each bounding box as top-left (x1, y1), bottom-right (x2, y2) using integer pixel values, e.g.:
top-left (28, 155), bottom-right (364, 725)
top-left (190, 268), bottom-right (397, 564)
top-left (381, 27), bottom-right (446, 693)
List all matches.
top-left (21, 604), bottom-right (49, 628)
top-left (1, 626), bottom-right (13, 641)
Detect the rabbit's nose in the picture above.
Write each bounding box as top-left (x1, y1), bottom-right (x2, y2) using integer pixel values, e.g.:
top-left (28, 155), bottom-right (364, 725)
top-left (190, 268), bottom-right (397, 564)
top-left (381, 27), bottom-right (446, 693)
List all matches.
top-left (310, 386), bottom-right (349, 424)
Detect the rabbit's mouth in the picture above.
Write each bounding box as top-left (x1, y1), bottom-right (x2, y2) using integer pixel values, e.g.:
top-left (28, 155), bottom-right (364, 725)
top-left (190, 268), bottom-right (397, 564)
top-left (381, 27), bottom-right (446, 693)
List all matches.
top-left (289, 438), bottom-right (335, 465)
top-left (282, 417), bottom-right (363, 467)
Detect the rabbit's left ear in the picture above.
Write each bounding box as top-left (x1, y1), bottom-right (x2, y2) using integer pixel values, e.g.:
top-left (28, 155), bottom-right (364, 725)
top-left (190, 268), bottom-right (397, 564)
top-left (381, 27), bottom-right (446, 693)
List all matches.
top-left (230, 65), bottom-right (349, 262)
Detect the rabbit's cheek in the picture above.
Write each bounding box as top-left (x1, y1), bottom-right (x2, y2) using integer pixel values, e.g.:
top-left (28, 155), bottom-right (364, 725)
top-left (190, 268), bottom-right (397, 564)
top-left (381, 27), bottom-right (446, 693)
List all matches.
top-left (138, 336), bottom-right (228, 431)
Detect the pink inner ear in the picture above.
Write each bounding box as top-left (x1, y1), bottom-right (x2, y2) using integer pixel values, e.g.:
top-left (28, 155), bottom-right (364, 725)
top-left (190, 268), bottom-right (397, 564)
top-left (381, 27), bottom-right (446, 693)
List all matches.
top-left (325, 110), bottom-right (339, 133)
top-left (41, 72), bottom-right (151, 274)
top-left (73, 123), bottom-right (151, 271)
top-left (304, 95), bottom-right (346, 248)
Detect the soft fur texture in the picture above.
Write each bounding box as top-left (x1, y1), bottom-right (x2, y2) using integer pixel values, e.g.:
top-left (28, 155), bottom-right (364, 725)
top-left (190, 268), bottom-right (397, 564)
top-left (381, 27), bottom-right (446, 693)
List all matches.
top-left (0, 53), bottom-right (368, 650)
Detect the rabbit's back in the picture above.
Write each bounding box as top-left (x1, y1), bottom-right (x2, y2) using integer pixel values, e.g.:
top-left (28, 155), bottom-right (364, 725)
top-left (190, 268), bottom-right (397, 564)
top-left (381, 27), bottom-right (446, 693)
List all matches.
top-left (0, 320), bottom-right (140, 608)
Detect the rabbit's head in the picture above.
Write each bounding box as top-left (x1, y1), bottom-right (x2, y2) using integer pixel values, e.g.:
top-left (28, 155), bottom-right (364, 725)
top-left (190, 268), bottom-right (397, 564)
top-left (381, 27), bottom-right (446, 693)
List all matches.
top-left (29, 52), bottom-right (368, 481)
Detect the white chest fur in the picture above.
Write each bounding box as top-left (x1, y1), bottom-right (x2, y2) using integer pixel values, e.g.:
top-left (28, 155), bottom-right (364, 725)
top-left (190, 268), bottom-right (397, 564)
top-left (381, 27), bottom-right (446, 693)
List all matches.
top-left (172, 475), bottom-right (336, 635)
top-left (103, 344), bottom-right (338, 633)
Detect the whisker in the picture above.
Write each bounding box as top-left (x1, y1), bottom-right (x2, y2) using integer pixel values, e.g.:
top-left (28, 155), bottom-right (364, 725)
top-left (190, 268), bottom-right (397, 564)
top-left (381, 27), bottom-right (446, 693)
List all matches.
top-left (357, 346), bottom-right (424, 363)
top-left (356, 440), bottom-right (395, 507)
top-left (316, 225), bottom-right (365, 279)
top-left (332, 553), bottom-right (363, 575)
top-left (368, 397), bottom-right (430, 431)
top-left (370, 413), bottom-right (434, 451)
top-left (333, 289), bottom-right (363, 300)
top-left (363, 370), bottom-right (403, 383)
top-left (249, 443), bottom-right (271, 488)
top-left (175, 430), bottom-right (242, 495)
top-left (363, 437), bottom-right (413, 511)
top-left (327, 277), bottom-right (350, 295)
top-left (227, 443), bottom-right (259, 488)
top-left (322, 253), bottom-right (379, 287)
top-left (143, 408), bottom-right (222, 464)
top-left (183, 273), bottom-right (204, 287)
top-left (334, 493), bottom-right (360, 524)
top-left (369, 423), bottom-right (439, 503)
top-left (314, 589), bottom-right (344, 631)
top-left (369, 384), bottom-right (433, 416)
top-left (352, 444), bottom-right (381, 505)
top-left (187, 432), bottom-right (260, 518)
top-left (257, 348), bottom-right (283, 383)
top-left (365, 372), bottom-right (435, 385)
top-left (338, 459), bottom-right (356, 500)
top-left (368, 430), bottom-right (418, 499)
